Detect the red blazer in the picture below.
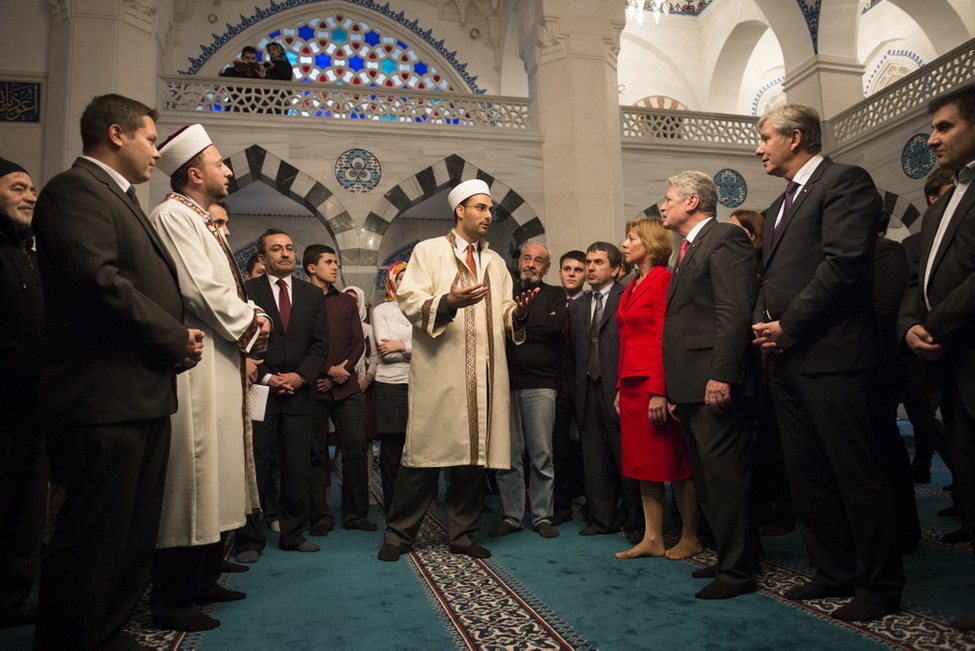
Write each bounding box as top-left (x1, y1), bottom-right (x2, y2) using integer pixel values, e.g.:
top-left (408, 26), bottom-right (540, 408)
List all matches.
top-left (616, 265), bottom-right (671, 396)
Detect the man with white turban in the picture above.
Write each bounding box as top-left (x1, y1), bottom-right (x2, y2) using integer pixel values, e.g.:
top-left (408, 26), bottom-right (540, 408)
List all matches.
top-left (378, 179), bottom-right (537, 561)
top-left (147, 124), bottom-right (270, 632)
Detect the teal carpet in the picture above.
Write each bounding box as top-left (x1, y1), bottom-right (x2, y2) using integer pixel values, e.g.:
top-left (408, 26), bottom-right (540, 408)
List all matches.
top-left (3, 431), bottom-right (975, 650)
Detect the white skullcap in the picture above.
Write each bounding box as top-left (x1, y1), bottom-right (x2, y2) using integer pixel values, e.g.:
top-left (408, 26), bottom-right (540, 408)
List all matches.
top-left (447, 179), bottom-right (491, 210)
top-left (157, 124), bottom-right (213, 176)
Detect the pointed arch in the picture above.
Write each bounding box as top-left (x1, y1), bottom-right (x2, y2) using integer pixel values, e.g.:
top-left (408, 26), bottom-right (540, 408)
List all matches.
top-left (363, 154), bottom-right (543, 290)
top-left (222, 144), bottom-right (352, 270)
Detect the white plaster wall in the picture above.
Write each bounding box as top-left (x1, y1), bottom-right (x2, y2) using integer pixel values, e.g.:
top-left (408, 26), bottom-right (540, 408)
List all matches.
top-left (734, 29), bottom-right (785, 116)
top-left (618, 18), bottom-right (703, 109)
top-left (0, 0), bottom-right (50, 177)
top-left (858, 1), bottom-right (934, 96)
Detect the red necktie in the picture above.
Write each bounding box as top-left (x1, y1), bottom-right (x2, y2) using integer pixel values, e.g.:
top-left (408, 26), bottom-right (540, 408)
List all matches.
top-left (277, 279), bottom-right (291, 333)
top-left (677, 239), bottom-right (690, 266)
top-left (466, 244), bottom-right (477, 278)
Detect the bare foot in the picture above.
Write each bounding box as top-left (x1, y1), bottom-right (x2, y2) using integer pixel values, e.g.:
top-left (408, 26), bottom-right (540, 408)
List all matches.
top-left (664, 538), bottom-right (702, 559)
top-left (615, 540), bottom-right (665, 559)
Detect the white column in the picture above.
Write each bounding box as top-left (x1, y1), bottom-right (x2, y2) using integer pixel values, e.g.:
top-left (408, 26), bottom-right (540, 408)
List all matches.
top-left (43, 0), bottom-right (162, 181)
top-left (520, 0), bottom-right (626, 258)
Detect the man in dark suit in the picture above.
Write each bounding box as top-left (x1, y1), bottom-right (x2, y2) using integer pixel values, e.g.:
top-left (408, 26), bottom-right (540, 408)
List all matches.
top-left (235, 229), bottom-right (328, 561)
top-left (661, 171), bottom-right (759, 600)
top-left (567, 242), bottom-right (642, 540)
top-left (898, 84), bottom-right (975, 630)
top-left (752, 103), bottom-right (903, 622)
top-left (31, 94), bottom-right (205, 650)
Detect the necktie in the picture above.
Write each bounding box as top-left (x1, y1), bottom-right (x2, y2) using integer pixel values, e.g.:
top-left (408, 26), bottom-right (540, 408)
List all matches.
top-left (771, 181), bottom-right (800, 244)
top-left (587, 291), bottom-right (603, 380)
top-left (563, 296), bottom-right (573, 347)
top-left (277, 279), bottom-right (291, 333)
top-left (782, 181), bottom-right (800, 216)
top-left (465, 244), bottom-right (477, 278)
top-left (125, 186), bottom-right (140, 208)
top-left (677, 239), bottom-right (690, 267)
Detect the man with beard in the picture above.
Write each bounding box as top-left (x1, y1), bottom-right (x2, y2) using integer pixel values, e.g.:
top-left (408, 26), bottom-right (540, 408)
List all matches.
top-left (491, 243), bottom-right (567, 539)
top-left (147, 124), bottom-right (271, 631)
top-left (0, 157), bottom-right (45, 630)
top-left (378, 179), bottom-right (536, 561)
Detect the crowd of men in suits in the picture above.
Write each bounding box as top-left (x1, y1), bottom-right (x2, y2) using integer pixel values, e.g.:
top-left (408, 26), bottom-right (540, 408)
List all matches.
top-left (1, 83), bottom-right (975, 646)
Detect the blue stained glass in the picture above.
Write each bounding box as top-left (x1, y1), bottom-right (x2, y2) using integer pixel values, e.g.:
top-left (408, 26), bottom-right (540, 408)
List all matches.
top-left (243, 14), bottom-right (454, 91)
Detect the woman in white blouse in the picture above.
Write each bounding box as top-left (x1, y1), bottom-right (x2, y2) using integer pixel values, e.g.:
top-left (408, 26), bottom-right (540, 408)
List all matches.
top-left (371, 261), bottom-right (412, 513)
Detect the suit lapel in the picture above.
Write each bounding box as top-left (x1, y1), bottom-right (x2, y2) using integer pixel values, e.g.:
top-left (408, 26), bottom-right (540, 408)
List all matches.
top-left (929, 184), bottom-right (975, 282)
top-left (765, 158), bottom-right (831, 264)
top-left (668, 219), bottom-right (714, 304)
top-left (75, 158), bottom-right (180, 279)
top-left (251, 277), bottom-right (284, 332)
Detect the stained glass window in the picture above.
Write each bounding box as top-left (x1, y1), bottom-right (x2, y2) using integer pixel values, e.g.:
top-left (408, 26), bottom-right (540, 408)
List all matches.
top-left (256, 15), bottom-right (454, 91)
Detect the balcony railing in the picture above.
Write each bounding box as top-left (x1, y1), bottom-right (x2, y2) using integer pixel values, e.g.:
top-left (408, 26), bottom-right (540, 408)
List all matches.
top-left (620, 107), bottom-right (759, 145)
top-left (831, 39), bottom-right (975, 145)
top-left (160, 75), bottom-right (534, 130)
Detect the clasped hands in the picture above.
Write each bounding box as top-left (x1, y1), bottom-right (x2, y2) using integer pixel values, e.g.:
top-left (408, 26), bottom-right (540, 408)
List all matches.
top-left (179, 329), bottom-right (205, 370)
top-left (268, 371), bottom-right (304, 395)
top-left (751, 320), bottom-right (795, 354)
top-left (905, 324), bottom-right (944, 361)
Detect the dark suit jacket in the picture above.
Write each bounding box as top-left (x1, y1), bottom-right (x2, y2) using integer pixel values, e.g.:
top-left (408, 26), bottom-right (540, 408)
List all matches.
top-left (897, 179), bottom-right (975, 407)
top-left (246, 274), bottom-right (328, 415)
top-left (664, 220), bottom-right (757, 404)
top-left (755, 156), bottom-right (880, 373)
top-left (567, 282), bottom-right (623, 424)
top-left (32, 158), bottom-right (188, 426)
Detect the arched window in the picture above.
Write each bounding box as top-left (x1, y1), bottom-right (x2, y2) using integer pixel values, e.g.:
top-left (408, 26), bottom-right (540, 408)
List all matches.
top-left (257, 14), bottom-right (455, 91)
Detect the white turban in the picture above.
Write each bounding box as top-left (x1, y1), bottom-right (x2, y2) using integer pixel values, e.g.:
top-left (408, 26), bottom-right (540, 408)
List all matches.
top-left (157, 124), bottom-right (213, 176)
top-left (447, 179), bottom-right (491, 210)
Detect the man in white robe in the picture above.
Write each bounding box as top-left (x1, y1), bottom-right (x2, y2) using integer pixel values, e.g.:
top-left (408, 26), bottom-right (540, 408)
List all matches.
top-left (378, 179), bottom-right (537, 561)
top-left (147, 124), bottom-right (270, 632)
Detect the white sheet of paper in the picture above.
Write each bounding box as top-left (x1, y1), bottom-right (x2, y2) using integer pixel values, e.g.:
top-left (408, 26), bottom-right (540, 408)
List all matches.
top-left (248, 383), bottom-right (269, 422)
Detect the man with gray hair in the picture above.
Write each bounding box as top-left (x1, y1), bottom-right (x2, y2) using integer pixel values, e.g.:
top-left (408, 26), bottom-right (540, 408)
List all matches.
top-left (661, 170), bottom-right (759, 600)
top-left (752, 103), bottom-right (903, 621)
top-left (491, 243), bottom-right (567, 539)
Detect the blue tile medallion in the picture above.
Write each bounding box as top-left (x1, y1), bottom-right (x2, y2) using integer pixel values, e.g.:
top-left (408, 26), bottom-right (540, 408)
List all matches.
top-left (336, 148), bottom-right (381, 193)
top-left (901, 133), bottom-right (935, 179)
top-left (714, 168), bottom-right (747, 208)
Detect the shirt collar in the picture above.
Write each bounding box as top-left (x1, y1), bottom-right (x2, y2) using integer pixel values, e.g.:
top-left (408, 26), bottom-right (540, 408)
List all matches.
top-left (790, 153), bottom-right (824, 188)
top-left (267, 273), bottom-right (292, 290)
top-left (684, 216), bottom-right (713, 244)
top-left (81, 155), bottom-right (132, 194)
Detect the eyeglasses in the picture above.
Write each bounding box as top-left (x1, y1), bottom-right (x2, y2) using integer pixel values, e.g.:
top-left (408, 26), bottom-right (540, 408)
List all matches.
top-left (463, 202), bottom-right (496, 216)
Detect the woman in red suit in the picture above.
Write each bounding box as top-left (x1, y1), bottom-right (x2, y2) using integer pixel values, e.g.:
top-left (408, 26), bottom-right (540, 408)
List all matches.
top-left (614, 217), bottom-right (700, 559)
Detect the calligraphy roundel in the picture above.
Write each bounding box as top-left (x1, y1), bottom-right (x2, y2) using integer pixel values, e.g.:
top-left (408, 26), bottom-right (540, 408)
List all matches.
top-left (901, 133), bottom-right (936, 179)
top-left (335, 148), bottom-right (381, 194)
top-left (713, 168), bottom-right (747, 208)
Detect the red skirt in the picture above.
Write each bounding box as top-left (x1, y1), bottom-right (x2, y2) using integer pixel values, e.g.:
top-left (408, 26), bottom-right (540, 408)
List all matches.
top-left (618, 376), bottom-right (692, 482)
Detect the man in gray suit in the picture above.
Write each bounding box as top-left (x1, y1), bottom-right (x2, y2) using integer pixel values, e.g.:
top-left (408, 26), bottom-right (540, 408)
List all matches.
top-left (752, 103), bottom-right (903, 622)
top-left (899, 83), bottom-right (975, 630)
top-left (661, 171), bottom-right (758, 600)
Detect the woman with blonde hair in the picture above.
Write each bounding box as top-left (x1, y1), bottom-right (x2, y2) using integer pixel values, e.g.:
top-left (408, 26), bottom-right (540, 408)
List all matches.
top-left (614, 217), bottom-right (700, 559)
